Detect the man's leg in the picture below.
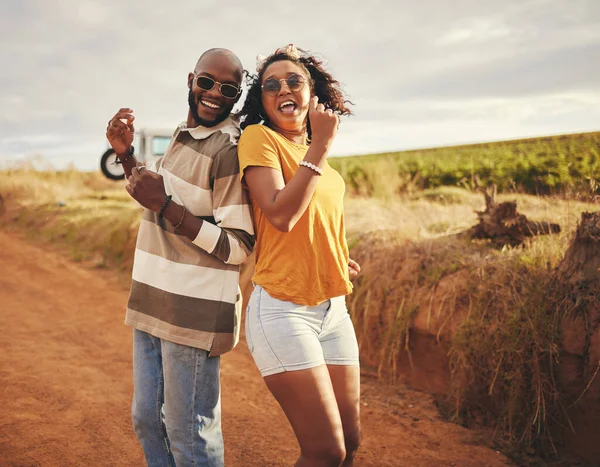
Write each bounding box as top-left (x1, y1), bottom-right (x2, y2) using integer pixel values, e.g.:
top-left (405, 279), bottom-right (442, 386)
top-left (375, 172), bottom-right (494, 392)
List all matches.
top-left (131, 329), bottom-right (175, 467)
top-left (162, 340), bottom-right (223, 467)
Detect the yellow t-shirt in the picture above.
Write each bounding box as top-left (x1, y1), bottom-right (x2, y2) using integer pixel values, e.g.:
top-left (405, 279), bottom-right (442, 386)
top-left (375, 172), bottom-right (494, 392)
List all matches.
top-left (238, 124), bottom-right (352, 306)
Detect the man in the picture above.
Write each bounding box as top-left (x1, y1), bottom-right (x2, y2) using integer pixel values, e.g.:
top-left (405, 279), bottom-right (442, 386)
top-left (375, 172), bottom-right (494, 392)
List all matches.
top-left (105, 48), bottom-right (254, 467)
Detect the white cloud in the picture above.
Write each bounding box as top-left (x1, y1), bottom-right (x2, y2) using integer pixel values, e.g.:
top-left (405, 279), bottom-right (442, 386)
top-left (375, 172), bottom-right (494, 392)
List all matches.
top-left (435, 18), bottom-right (513, 46)
top-left (0, 0), bottom-right (599, 171)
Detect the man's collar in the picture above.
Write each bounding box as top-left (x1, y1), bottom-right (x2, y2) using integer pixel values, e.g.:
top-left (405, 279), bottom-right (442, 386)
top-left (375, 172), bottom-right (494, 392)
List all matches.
top-left (179, 115), bottom-right (240, 143)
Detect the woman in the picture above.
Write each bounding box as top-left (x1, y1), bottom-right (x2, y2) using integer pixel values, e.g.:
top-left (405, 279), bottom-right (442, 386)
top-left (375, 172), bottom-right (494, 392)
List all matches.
top-left (237, 44), bottom-right (361, 467)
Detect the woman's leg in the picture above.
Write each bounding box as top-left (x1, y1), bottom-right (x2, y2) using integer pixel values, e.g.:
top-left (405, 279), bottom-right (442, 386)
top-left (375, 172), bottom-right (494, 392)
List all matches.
top-left (321, 297), bottom-right (362, 465)
top-left (327, 365), bottom-right (361, 466)
top-left (264, 366), bottom-right (347, 467)
top-left (246, 286), bottom-right (346, 466)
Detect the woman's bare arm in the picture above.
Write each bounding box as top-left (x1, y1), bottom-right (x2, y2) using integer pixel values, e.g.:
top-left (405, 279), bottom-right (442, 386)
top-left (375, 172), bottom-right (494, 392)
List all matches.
top-left (244, 140), bottom-right (328, 232)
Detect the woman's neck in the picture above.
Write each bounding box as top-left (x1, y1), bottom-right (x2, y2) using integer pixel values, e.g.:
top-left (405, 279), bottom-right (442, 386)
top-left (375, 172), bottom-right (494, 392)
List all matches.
top-left (268, 123), bottom-right (307, 145)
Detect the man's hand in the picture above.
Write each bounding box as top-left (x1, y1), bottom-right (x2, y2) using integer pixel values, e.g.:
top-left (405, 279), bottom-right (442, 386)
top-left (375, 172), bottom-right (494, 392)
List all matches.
top-left (106, 108), bottom-right (135, 156)
top-left (349, 258), bottom-right (361, 279)
top-left (125, 162), bottom-right (168, 212)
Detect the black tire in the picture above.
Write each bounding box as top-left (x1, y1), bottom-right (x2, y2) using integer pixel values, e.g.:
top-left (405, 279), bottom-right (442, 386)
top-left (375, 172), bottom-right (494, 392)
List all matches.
top-left (100, 148), bottom-right (125, 180)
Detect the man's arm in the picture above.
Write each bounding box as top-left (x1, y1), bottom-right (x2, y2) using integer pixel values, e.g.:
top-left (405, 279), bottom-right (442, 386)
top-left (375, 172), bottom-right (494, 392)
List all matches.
top-left (126, 146), bottom-right (254, 265)
top-left (190, 144), bottom-right (255, 265)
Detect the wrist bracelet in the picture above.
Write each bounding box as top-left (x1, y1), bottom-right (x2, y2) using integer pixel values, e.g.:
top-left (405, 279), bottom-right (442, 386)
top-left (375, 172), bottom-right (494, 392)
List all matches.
top-left (299, 160), bottom-right (323, 175)
top-left (174, 206), bottom-right (186, 230)
top-left (115, 145), bottom-right (135, 164)
top-left (158, 194), bottom-right (172, 218)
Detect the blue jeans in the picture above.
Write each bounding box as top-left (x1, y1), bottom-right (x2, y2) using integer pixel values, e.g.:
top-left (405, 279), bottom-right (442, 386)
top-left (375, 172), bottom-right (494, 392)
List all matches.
top-left (132, 329), bottom-right (223, 467)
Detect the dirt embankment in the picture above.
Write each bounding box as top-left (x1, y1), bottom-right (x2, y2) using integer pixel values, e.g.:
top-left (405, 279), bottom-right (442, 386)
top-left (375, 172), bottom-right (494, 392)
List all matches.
top-left (0, 228), bottom-right (513, 467)
top-left (347, 218), bottom-right (600, 466)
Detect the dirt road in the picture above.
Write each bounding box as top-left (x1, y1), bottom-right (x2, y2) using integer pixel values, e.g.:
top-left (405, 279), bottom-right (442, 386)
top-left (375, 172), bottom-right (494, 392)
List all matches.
top-left (0, 228), bottom-right (512, 466)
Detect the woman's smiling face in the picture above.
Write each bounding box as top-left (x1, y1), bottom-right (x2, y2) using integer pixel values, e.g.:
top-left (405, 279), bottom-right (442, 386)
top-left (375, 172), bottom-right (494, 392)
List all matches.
top-left (261, 60), bottom-right (312, 134)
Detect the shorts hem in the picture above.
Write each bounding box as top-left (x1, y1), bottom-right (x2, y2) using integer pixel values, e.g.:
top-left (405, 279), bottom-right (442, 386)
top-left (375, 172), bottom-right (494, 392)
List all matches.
top-left (259, 360), bottom-right (325, 377)
top-left (324, 359), bottom-right (360, 366)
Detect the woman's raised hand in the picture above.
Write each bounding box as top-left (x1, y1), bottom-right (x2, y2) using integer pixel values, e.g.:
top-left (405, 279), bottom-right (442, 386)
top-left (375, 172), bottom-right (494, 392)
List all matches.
top-left (308, 96), bottom-right (339, 151)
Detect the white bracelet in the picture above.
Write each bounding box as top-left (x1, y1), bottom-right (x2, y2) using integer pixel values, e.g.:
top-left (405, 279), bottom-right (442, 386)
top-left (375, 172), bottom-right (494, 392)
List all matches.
top-left (299, 160), bottom-right (323, 175)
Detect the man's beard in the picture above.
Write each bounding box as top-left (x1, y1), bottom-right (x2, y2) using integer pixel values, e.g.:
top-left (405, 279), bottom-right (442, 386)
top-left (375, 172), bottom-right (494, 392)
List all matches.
top-left (188, 90), bottom-right (229, 128)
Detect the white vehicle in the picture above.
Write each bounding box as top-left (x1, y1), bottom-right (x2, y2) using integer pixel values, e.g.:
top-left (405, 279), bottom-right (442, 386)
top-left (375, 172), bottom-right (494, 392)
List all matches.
top-left (100, 128), bottom-right (173, 180)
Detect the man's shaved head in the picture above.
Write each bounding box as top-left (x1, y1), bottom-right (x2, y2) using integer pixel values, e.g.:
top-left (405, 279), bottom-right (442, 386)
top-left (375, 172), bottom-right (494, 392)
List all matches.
top-left (194, 48), bottom-right (243, 77)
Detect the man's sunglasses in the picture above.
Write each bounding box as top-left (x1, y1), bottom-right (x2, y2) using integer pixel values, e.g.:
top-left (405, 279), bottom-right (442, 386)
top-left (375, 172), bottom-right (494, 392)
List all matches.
top-left (261, 74), bottom-right (306, 95)
top-left (195, 76), bottom-right (241, 99)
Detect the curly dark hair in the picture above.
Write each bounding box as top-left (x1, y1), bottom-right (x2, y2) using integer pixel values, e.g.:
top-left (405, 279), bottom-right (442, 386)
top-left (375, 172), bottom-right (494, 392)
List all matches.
top-left (238, 48), bottom-right (353, 140)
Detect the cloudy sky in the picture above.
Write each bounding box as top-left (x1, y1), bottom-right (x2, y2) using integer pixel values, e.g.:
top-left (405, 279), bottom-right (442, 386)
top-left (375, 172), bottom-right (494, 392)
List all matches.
top-left (1, 0), bottom-right (599, 171)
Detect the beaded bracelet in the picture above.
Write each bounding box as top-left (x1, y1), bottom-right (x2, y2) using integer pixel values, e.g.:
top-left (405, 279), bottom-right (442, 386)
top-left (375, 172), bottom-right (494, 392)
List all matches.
top-left (158, 194), bottom-right (172, 218)
top-left (115, 145), bottom-right (135, 164)
top-left (299, 160), bottom-right (323, 175)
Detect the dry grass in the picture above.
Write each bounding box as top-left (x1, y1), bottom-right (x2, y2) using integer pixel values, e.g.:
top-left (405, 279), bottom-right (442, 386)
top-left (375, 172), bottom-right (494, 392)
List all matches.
top-left (0, 169), bottom-right (140, 269)
top-left (345, 186), bottom-right (591, 245)
top-left (346, 192), bottom-right (598, 462)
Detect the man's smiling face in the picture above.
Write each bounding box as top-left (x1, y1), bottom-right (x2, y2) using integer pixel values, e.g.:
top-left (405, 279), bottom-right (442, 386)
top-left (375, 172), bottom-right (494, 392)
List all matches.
top-left (187, 51), bottom-right (243, 128)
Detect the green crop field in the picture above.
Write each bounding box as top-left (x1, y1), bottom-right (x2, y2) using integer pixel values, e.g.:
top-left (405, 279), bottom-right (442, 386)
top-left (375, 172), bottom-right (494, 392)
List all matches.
top-left (329, 131), bottom-right (600, 198)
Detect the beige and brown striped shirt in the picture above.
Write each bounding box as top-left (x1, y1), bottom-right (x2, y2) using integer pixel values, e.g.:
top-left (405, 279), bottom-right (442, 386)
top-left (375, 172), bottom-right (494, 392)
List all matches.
top-left (125, 116), bottom-right (255, 356)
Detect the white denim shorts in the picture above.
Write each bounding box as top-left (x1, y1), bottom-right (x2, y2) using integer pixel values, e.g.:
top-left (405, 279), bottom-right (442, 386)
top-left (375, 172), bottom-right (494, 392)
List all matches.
top-left (245, 284), bottom-right (360, 377)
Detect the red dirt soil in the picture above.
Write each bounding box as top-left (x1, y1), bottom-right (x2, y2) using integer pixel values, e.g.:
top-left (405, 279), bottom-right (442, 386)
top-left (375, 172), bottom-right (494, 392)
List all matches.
top-left (0, 229), bottom-right (513, 467)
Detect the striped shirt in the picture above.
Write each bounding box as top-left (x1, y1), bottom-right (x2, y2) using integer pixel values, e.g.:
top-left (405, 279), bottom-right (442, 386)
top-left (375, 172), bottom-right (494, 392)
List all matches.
top-left (125, 116), bottom-right (255, 356)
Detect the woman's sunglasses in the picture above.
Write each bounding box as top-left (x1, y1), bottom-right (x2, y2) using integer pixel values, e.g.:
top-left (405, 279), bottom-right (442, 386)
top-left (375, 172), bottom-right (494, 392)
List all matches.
top-left (195, 76), bottom-right (241, 99)
top-left (261, 74), bottom-right (306, 95)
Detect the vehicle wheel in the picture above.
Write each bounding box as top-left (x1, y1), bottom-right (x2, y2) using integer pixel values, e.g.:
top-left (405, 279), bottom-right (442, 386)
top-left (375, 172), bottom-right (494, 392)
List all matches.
top-left (100, 148), bottom-right (125, 180)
